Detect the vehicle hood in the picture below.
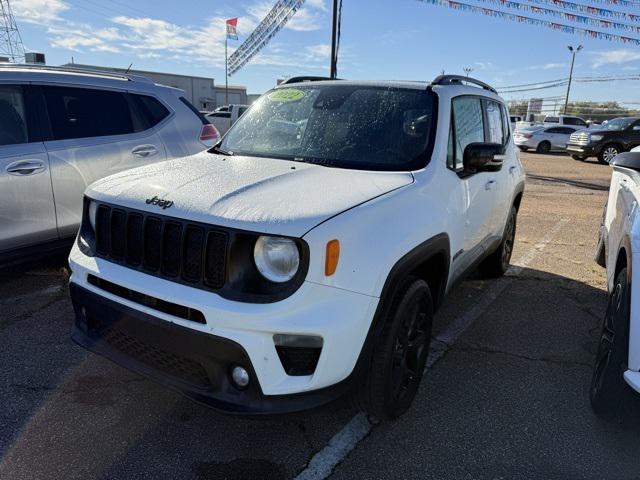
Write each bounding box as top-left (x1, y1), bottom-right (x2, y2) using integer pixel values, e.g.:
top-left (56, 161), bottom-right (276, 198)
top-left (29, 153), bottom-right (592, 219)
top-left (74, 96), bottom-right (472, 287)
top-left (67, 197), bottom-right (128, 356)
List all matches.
top-left (86, 152), bottom-right (414, 237)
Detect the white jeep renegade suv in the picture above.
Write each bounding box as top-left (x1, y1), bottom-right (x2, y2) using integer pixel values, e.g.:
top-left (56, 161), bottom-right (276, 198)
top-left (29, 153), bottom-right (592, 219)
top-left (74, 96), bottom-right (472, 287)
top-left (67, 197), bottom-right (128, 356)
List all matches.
top-left (68, 76), bottom-right (525, 418)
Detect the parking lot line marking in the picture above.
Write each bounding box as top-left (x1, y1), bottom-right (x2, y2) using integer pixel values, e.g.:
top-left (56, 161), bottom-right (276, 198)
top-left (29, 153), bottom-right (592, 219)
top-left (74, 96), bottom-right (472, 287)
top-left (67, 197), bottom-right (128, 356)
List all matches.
top-left (294, 218), bottom-right (569, 480)
top-left (294, 413), bottom-right (375, 480)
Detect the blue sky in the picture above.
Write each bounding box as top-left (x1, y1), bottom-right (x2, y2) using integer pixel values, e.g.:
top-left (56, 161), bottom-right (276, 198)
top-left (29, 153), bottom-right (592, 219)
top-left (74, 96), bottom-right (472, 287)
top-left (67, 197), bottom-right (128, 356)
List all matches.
top-left (11, 0), bottom-right (640, 105)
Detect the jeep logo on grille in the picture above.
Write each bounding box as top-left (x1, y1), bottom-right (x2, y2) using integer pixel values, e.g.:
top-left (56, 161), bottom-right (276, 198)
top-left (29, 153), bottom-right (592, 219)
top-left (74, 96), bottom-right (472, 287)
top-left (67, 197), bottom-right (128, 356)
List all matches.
top-left (145, 196), bottom-right (174, 210)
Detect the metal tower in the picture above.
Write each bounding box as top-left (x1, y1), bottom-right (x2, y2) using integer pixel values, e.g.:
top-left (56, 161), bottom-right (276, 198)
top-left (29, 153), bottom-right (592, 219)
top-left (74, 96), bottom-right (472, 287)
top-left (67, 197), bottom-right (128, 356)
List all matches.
top-left (0, 0), bottom-right (25, 62)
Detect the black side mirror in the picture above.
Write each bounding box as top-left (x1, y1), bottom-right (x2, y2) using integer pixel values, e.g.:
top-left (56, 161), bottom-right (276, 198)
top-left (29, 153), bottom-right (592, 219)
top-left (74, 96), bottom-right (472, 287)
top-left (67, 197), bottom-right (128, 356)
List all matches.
top-left (611, 151), bottom-right (640, 170)
top-left (463, 142), bottom-right (504, 173)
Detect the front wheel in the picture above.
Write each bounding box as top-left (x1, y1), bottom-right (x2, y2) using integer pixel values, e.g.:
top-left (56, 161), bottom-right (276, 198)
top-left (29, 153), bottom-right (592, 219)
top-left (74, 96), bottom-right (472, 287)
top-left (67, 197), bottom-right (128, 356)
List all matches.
top-left (479, 206), bottom-right (517, 278)
top-left (572, 154), bottom-right (586, 161)
top-left (590, 268), bottom-right (634, 421)
top-left (598, 144), bottom-right (620, 164)
top-left (356, 277), bottom-right (434, 419)
top-left (536, 141), bottom-right (551, 154)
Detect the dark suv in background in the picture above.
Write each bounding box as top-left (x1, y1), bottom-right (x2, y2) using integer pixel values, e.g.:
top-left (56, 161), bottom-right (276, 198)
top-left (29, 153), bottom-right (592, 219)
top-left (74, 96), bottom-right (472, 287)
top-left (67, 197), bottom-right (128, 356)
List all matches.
top-left (567, 116), bottom-right (640, 164)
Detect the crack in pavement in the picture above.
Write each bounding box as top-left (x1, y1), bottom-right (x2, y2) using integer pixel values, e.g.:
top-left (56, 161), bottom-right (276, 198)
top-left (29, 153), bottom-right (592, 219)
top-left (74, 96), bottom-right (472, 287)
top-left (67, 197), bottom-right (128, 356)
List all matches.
top-left (449, 342), bottom-right (593, 368)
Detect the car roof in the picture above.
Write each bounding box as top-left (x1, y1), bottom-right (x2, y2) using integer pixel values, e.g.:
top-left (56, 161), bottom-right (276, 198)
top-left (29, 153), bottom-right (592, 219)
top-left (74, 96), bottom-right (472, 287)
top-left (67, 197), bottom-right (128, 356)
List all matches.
top-left (274, 78), bottom-right (505, 102)
top-left (0, 64), bottom-right (177, 94)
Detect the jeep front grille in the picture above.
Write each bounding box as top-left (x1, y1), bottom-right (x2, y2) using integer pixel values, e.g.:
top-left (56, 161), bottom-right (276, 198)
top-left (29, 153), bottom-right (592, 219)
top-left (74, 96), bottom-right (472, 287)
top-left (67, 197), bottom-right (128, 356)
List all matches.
top-left (569, 131), bottom-right (590, 146)
top-left (94, 204), bottom-right (228, 290)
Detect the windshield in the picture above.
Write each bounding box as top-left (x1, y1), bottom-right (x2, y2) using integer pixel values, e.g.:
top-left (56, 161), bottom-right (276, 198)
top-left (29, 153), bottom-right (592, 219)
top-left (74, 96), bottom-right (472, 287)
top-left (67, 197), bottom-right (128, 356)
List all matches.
top-left (602, 117), bottom-right (637, 131)
top-left (220, 84), bottom-right (436, 171)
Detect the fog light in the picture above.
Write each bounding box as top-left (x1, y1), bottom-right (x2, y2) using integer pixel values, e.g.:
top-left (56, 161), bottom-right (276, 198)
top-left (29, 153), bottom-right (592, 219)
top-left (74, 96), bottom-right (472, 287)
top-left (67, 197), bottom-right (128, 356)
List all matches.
top-left (231, 365), bottom-right (250, 389)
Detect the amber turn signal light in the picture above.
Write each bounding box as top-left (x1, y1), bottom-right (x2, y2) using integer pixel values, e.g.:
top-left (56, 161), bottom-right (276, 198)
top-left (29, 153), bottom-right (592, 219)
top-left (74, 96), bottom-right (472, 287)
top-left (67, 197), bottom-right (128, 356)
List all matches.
top-left (325, 239), bottom-right (340, 276)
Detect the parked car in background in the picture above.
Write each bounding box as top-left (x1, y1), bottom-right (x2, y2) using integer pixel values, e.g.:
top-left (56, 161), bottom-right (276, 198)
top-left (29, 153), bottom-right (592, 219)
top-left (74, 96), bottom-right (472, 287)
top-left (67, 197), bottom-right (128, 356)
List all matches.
top-left (205, 104), bottom-right (249, 135)
top-left (567, 116), bottom-right (640, 163)
top-left (591, 151), bottom-right (640, 421)
top-left (0, 64), bottom-right (219, 265)
top-left (514, 125), bottom-right (580, 153)
top-left (543, 114), bottom-right (588, 128)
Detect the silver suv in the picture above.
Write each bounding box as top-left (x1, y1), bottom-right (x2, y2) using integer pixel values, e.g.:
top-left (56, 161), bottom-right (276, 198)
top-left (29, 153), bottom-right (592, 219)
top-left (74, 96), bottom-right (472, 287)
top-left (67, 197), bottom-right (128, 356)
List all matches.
top-left (0, 64), bottom-right (219, 264)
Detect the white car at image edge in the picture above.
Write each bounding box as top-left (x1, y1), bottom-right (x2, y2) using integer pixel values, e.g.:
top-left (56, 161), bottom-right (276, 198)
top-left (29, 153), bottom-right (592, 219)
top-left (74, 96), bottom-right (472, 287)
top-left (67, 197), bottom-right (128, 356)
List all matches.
top-left (68, 75), bottom-right (525, 419)
top-left (593, 150), bottom-right (640, 420)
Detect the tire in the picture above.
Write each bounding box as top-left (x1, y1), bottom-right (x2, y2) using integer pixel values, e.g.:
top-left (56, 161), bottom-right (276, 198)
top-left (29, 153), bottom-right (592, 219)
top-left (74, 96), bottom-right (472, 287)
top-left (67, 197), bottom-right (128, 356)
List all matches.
top-left (518, 146), bottom-right (528, 152)
top-left (590, 267), bottom-right (634, 421)
top-left (572, 154), bottom-right (586, 161)
top-left (598, 144), bottom-right (621, 164)
top-left (479, 206), bottom-right (517, 278)
top-left (356, 276), bottom-right (434, 419)
top-left (536, 141), bottom-right (551, 154)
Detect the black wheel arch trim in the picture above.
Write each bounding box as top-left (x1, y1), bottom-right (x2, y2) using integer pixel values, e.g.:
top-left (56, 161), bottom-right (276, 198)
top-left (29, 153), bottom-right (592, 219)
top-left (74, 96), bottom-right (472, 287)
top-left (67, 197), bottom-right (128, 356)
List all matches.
top-left (617, 235), bottom-right (633, 285)
top-left (349, 233), bottom-right (450, 381)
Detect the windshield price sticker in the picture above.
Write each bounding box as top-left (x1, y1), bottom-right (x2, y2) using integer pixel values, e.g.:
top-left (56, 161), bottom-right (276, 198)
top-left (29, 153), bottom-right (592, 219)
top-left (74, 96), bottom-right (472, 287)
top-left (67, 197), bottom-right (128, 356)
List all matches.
top-left (268, 89), bottom-right (305, 102)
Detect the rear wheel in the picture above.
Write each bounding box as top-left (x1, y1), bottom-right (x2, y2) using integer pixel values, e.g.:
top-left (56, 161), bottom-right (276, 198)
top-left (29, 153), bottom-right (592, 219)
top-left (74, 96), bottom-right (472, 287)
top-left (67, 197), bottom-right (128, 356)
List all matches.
top-left (356, 276), bottom-right (433, 419)
top-left (590, 268), bottom-right (634, 421)
top-left (536, 141), bottom-right (551, 154)
top-left (598, 144), bottom-right (620, 164)
top-left (479, 206), bottom-right (517, 278)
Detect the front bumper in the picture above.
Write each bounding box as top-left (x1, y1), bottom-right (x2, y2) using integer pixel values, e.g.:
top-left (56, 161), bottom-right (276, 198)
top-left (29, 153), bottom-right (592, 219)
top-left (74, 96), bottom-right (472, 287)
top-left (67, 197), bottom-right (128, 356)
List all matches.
top-left (68, 244), bottom-right (378, 412)
top-left (70, 284), bottom-right (355, 414)
top-left (566, 143), bottom-right (596, 156)
top-left (513, 138), bottom-right (537, 149)
top-left (624, 370), bottom-right (640, 394)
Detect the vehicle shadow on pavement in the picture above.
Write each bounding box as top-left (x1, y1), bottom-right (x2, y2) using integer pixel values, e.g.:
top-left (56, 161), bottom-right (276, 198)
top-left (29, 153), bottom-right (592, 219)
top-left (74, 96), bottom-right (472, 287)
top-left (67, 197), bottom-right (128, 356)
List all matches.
top-left (1, 267), bottom-right (639, 480)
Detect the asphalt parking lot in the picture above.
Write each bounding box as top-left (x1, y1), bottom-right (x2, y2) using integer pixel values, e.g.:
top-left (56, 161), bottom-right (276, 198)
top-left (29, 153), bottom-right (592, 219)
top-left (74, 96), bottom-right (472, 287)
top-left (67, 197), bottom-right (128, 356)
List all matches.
top-left (2, 152), bottom-right (640, 480)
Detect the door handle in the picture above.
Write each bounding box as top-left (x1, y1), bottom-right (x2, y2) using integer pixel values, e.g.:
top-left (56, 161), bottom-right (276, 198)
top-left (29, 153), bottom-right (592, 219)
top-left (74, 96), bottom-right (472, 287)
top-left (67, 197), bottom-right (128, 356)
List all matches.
top-left (485, 180), bottom-right (496, 191)
top-left (131, 145), bottom-right (158, 158)
top-left (6, 160), bottom-right (46, 176)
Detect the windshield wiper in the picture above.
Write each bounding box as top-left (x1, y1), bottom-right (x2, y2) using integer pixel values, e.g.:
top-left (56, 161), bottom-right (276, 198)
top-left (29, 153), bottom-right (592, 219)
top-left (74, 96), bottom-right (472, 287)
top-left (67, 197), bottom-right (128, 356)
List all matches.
top-left (210, 144), bottom-right (234, 156)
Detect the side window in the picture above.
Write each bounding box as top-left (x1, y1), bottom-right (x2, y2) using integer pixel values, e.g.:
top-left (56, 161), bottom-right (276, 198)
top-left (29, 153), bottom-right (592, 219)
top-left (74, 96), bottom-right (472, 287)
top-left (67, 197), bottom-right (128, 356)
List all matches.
top-left (131, 94), bottom-right (170, 129)
top-left (485, 100), bottom-right (505, 145)
top-left (502, 105), bottom-right (511, 138)
top-left (44, 86), bottom-right (134, 141)
top-left (576, 119), bottom-right (587, 127)
top-left (0, 85), bottom-right (28, 146)
top-left (238, 107), bottom-right (248, 117)
top-left (209, 112), bottom-right (231, 119)
top-left (559, 127), bottom-right (576, 134)
top-left (546, 128), bottom-right (560, 134)
top-left (449, 96), bottom-right (485, 171)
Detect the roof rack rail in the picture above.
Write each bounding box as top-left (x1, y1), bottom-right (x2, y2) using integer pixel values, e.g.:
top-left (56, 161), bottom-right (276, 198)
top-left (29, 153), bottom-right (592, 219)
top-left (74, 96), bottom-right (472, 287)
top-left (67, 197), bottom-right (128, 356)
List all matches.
top-left (280, 76), bottom-right (340, 85)
top-left (0, 63), bottom-right (153, 83)
top-left (430, 75), bottom-right (497, 94)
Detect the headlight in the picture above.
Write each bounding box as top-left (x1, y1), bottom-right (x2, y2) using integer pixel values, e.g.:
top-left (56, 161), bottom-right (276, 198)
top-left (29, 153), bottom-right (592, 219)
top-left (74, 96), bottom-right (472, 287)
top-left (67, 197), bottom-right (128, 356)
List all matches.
top-left (590, 134), bottom-right (604, 142)
top-left (254, 236), bottom-right (300, 283)
top-left (88, 200), bottom-right (98, 231)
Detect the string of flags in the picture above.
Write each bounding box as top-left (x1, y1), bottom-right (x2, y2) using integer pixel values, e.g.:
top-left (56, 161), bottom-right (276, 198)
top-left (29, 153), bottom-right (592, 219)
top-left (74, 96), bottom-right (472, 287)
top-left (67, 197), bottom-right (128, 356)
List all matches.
top-left (485, 0), bottom-right (640, 34)
top-left (416, 0), bottom-right (640, 45)
top-left (523, 0), bottom-right (640, 23)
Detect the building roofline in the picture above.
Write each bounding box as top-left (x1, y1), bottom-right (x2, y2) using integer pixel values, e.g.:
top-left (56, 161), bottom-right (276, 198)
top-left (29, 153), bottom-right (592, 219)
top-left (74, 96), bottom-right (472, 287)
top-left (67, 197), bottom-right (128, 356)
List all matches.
top-left (60, 63), bottom-right (216, 82)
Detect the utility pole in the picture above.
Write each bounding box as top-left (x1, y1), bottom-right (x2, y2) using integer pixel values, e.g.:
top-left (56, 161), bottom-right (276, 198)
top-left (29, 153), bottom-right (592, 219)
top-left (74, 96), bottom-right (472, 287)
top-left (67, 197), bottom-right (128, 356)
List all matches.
top-left (0, 0), bottom-right (25, 63)
top-left (564, 45), bottom-right (582, 114)
top-left (330, 0), bottom-right (340, 78)
top-left (463, 67), bottom-right (473, 77)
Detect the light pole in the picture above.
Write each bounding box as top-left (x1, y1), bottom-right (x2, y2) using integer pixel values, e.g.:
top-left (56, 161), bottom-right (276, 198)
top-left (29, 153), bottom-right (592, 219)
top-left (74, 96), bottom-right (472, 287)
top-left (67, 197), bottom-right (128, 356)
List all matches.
top-left (463, 67), bottom-right (473, 77)
top-left (564, 45), bottom-right (582, 115)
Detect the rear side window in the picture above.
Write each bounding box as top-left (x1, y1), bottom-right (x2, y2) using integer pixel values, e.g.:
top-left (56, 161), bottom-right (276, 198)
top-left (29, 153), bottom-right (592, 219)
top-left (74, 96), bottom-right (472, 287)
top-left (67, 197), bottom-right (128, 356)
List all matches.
top-left (131, 94), bottom-right (170, 129)
top-left (485, 100), bottom-right (505, 145)
top-left (0, 85), bottom-right (28, 146)
top-left (558, 127), bottom-right (577, 134)
top-left (564, 117), bottom-right (586, 127)
top-left (208, 112), bottom-right (231, 119)
top-left (179, 97), bottom-right (208, 125)
top-left (448, 96), bottom-right (484, 171)
top-left (545, 116), bottom-right (559, 124)
top-left (44, 86), bottom-right (134, 140)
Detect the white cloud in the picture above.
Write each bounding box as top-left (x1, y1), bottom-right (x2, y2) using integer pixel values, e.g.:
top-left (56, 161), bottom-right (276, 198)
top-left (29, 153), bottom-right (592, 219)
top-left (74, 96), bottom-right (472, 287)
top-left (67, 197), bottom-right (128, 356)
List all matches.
top-left (525, 62), bottom-right (565, 71)
top-left (11, 0), bottom-right (69, 25)
top-left (16, 0), bottom-right (330, 72)
top-left (591, 49), bottom-right (640, 68)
